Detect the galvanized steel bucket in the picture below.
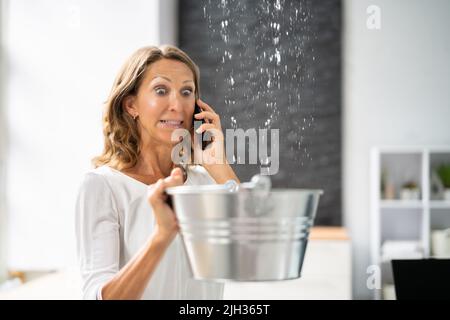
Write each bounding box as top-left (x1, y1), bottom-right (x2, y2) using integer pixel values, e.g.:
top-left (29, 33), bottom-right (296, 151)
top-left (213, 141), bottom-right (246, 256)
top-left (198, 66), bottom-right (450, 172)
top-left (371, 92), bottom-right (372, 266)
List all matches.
top-left (166, 175), bottom-right (322, 282)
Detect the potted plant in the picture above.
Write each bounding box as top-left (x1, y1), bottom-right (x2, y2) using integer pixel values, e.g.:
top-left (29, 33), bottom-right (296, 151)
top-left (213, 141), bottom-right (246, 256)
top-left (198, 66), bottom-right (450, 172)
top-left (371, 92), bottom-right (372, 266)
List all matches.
top-left (437, 164), bottom-right (450, 201)
top-left (400, 181), bottom-right (420, 200)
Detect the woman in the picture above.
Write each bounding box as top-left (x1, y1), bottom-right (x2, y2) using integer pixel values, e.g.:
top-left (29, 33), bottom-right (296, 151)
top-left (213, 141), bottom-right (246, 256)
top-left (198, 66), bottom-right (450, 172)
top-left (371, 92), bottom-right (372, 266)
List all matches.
top-left (75, 45), bottom-right (239, 300)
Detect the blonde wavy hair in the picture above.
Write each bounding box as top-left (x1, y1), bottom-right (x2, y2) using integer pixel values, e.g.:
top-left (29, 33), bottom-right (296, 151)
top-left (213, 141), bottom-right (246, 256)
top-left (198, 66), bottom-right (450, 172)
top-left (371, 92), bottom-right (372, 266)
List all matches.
top-left (93, 45), bottom-right (200, 170)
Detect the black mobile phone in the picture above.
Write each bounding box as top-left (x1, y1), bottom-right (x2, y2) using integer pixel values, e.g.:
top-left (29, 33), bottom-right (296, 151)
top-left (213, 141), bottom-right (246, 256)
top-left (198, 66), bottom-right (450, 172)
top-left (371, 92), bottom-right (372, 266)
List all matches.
top-left (193, 103), bottom-right (210, 150)
top-left (194, 103), bottom-right (204, 124)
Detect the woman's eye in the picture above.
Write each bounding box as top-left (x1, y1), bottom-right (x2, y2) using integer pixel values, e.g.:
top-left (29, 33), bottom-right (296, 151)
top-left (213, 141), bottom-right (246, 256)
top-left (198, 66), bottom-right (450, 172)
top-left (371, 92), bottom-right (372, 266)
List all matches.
top-left (155, 87), bottom-right (167, 95)
top-left (182, 89), bottom-right (193, 96)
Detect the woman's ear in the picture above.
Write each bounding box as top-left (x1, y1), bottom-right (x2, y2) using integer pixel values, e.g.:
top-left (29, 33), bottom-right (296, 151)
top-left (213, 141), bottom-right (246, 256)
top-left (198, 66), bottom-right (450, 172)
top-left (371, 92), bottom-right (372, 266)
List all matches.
top-left (123, 95), bottom-right (138, 119)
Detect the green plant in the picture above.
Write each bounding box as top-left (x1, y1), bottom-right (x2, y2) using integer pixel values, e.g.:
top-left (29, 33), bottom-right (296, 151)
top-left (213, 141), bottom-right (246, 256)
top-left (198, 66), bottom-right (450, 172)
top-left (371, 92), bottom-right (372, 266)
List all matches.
top-left (437, 164), bottom-right (450, 188)
top-left (402, 181), bottom-right (418, 189)
top-left (381, 168), bottom-right (387, 193)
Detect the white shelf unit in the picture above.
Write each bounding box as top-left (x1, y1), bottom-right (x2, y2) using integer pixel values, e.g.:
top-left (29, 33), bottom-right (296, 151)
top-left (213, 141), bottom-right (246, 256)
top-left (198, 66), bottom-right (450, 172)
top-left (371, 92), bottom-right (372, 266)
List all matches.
top-left (371, 146), bottom-right (450, 300)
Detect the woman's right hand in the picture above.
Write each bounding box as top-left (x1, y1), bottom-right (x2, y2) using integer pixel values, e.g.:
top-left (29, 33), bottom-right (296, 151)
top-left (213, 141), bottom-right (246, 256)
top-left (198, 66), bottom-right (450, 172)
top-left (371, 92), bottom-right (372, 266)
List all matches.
top-left (147, 167), bottom-right (184, 244)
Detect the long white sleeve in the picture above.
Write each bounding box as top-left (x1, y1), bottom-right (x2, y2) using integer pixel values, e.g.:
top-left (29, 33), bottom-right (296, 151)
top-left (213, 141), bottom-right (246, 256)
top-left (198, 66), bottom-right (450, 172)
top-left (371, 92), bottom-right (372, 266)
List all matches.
top-left (74, 165), bottom-right (224, 300)
top-left (75, 172), bottom-right (120, 300)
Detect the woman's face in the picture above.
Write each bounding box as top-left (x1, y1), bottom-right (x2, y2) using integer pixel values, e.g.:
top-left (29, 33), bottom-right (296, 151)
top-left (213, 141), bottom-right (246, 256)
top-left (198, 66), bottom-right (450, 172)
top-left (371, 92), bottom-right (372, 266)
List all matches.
top-left (127, 58), bottom-right (196, 146)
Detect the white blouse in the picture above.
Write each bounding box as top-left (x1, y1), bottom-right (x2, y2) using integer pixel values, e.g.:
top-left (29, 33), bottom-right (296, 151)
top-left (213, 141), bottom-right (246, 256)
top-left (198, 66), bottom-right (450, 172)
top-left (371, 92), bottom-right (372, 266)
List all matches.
top-left (75, 165), bottom-right (224, 300)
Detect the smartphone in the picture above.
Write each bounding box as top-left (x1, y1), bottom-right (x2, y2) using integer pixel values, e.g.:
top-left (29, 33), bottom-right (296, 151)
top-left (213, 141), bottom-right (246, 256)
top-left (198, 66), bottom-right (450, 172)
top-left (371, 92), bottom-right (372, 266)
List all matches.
top-left (193, 103), bottom-right (210, 150)
top-left (193, 103), bottom-right (204, 125)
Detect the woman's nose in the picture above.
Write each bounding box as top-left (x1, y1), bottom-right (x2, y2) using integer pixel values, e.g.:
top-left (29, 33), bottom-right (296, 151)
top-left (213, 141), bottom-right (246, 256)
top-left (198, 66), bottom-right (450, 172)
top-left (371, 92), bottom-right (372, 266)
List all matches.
top-left (168, 94), bottom-right (183, 112)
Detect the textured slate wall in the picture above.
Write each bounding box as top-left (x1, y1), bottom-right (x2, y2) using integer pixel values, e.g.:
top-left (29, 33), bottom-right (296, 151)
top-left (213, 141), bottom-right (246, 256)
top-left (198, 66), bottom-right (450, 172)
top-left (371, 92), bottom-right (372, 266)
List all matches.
top-left (179, 0), bottom-right (342, 225)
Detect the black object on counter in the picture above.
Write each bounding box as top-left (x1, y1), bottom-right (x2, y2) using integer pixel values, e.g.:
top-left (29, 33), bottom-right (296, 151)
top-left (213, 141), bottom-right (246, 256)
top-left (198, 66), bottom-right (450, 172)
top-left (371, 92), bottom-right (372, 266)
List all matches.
top-left (392, 259), bottom-right (450, 300)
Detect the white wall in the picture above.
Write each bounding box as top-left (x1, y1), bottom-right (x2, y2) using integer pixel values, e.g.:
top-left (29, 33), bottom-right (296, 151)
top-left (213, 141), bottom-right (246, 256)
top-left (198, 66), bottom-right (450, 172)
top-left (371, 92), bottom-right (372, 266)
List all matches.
top-left (0, 1), bottom-right (6, 283)
top-left (344, 0), bottom-right (450, 299)
top-left (0, 0), bottom-right (177, 271)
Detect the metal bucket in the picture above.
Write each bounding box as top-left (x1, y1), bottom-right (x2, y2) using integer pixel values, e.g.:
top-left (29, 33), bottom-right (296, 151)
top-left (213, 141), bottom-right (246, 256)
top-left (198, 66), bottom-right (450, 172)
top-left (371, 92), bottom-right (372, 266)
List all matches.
top-left (166, 178), bottom-right (322, 282)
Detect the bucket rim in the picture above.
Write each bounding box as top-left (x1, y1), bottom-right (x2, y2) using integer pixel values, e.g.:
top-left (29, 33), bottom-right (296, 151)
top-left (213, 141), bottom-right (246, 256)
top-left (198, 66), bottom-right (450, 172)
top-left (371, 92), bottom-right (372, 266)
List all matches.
top-left (166, 186), bottom-right (323, 196)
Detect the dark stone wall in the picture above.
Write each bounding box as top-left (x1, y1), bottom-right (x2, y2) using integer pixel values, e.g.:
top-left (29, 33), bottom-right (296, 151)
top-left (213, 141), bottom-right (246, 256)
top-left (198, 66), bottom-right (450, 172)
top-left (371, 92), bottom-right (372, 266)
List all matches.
top-left (179, 0), bottom-right (342, 225)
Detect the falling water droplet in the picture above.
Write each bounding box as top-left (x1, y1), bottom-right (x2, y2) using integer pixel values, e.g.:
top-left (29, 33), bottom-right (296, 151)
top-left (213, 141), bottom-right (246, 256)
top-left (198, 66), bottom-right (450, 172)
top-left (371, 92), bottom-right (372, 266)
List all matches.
top-left (274, 0), bottom-right (281, 11)
top-left (229, 75), bottom-right (235, 86)
top-left (275, 48), bottom-right (281, 65)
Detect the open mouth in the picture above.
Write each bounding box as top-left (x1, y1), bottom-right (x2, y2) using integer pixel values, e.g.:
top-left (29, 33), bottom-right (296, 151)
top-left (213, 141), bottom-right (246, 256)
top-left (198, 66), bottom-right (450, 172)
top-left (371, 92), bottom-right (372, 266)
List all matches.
top-left (159, 120), bottom-right (184, 129)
